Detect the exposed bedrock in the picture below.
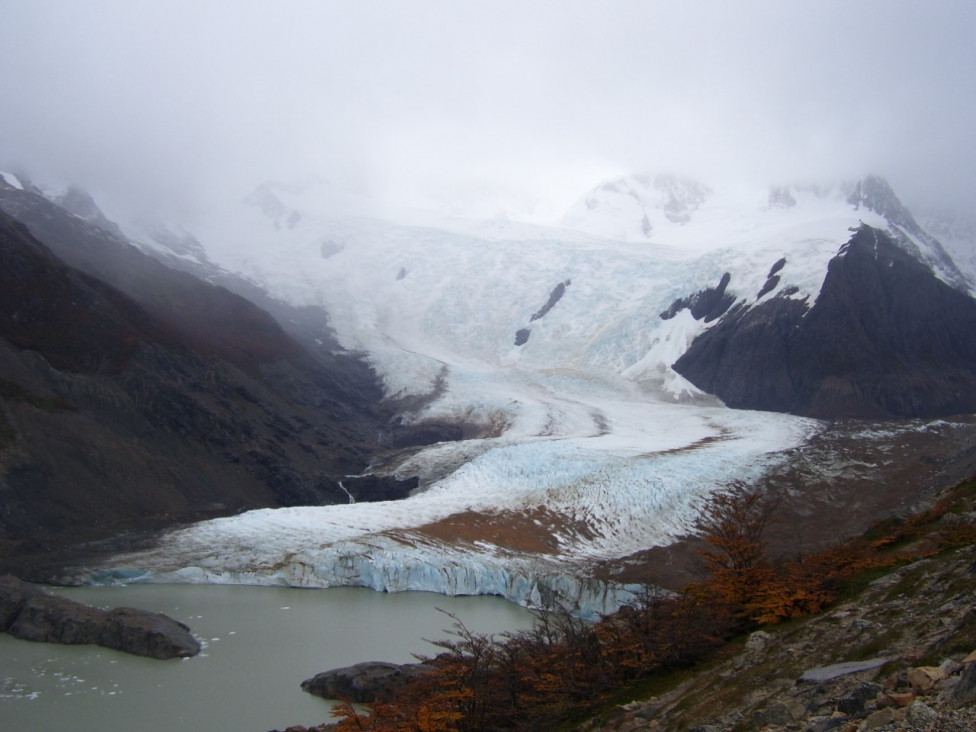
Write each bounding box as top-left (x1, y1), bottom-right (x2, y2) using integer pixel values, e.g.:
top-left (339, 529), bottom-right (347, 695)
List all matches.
top-left (0, 574), bottom-right (199, 658)
top-left (673, 226), bottom-right (976, 418)
top-left (389, 421), bottom-right (464, 449)
top-left (530, 279), bottom-right (571, 322)
top-left (301, 661), bottom-right (431, 703)
top-left (514, 279), bottom-right (571, 346)
top-left (339, 474), bottom-right (419, 502)
top-left (660, 271), bottom-right (736, 322)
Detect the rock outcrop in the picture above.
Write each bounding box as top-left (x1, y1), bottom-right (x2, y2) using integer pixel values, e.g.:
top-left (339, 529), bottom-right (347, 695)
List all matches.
top-left (301, 660), bottom-right (431, 703)
top-left (660, 271), bottom-right (736, 322)
top-left (514, 279), bottom-right (571, 347)
top-left (0, 575), bottom-right (199, 659)
top-left (673, 225), bottom-right (976, 418)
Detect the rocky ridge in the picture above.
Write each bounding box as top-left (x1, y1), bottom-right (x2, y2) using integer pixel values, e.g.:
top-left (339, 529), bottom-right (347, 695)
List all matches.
top-left (672, 225), bottom-right (976, 418)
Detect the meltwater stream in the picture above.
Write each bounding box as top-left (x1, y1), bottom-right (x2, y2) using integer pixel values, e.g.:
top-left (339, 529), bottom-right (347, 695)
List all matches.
top-left (0, 584), bottom-right (533, 732)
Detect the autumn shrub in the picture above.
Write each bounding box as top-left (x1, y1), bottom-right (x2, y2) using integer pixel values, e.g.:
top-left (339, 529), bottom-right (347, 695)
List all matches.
top-left (689, 481), bottom-right (779, 624)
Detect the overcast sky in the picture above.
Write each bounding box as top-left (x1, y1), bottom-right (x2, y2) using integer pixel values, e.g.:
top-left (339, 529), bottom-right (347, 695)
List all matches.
top-left (1, 1), bottom-right (974, 223)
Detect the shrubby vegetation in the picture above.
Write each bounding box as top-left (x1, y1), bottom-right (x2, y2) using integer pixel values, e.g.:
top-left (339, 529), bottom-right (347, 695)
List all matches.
top-left (330, 478), bottom-right (976, 731)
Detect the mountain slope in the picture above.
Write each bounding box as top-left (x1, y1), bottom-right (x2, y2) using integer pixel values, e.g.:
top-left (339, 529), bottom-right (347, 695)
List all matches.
top-left (673, 224), bottom-right (976, 417)
top-left (0, 193), bottom-right (400, 566)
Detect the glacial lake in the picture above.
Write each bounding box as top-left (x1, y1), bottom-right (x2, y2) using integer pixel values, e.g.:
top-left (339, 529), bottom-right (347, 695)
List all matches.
top-left (0, 583), bottom-right (535, 732)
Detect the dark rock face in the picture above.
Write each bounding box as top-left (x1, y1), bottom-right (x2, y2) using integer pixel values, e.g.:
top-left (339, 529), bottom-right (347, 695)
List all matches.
top-left (390, 421), bottom-right (464, 449)
top-left (0, 575), bottom-right (199, 658)
top-left (0, 573), bottom-right (46, 629)
top-left (301, 660), bottom-right (430, 703)
top-left (530, 280), bottom-right (570, 322)
top-left (0, 192), bottom-right (390, 564)
top-left (339, 474), bottom-right (419, 502)
top-left (661, 272), bottom-right (736, 323)
top-left (673, 226), bottom-right (976, 418)
top-left (52, 186), bottom-right (127, 240)
top-left (0, 184), bottom-right (305, 370)
top-left (836, 682), bottom-right (884, 714)
top-left (757, 258), bottom-right (787, 299)
top-left (515, 280), bottom-right (571, 347)
top-left (949, 659), bottom-right (976, 708)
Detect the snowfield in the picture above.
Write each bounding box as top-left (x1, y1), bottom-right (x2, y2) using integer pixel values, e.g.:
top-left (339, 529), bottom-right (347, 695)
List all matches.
top-left (97, 177), bottom-right (956, 613)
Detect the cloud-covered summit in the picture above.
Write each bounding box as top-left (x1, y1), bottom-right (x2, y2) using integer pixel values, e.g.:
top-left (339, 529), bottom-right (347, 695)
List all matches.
top-left (1, 1), bottom-right (974, 226)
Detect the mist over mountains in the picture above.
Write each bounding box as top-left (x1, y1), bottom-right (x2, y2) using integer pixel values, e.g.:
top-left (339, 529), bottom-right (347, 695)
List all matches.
top-left (0, 172), bottom-right (408, 564)
top-left (5, 10), bottom-right (976, 732)
top-left (2, 164), bottom-right (976, 610)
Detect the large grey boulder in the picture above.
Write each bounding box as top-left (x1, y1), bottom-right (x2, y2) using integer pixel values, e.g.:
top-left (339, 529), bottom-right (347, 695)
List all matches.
top-left (799, 658), bottom-right (889, 683)
top-left (0, 573), bottom-right (46, 629)
top-left (0, 574), bottom-right (199, 659)
top-left (949, 660), bottom-right (976, 708)
top-left (301, 661), bottom-right (431, 703)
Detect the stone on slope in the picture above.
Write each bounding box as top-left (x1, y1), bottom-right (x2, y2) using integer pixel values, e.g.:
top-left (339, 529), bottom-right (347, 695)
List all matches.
top-left (799, 658), bottom-right (890, 684)
top-left (949, 660), bottom-right (976, 708)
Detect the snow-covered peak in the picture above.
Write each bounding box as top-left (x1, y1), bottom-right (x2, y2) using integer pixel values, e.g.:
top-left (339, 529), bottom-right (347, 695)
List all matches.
top-left (652, 173), bottom-right (712, 224)
top-left (557, 173), bottom-right (972, 291)
top-left (0, 169), bottom-right (24, 191)
top-left (843, 175), bottom-right (972, 292)
top-left (845, 175), bottom-right (917, 230)
top-left (557, 173), bottom-right (880, 244)
top-left (560, 173), bottom-right (713, 241)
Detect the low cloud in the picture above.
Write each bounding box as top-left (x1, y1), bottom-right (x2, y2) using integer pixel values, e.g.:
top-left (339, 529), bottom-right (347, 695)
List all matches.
top-left (1, 1), bottom-right (974, 222)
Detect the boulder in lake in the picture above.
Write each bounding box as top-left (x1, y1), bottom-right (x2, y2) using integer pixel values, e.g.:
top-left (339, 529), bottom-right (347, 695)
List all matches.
top-left (301, 661), bottom-right (431, 703)
top-left (0, 574), bottom-right (199, 659)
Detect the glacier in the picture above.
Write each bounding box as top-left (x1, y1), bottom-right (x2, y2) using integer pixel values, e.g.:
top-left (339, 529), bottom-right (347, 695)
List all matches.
top-left (93, 544), bottom-right (643, 621)
top-left (91, 397), bottom-right (816, 615)
top-left (89, 176), bottom-right (971, 614)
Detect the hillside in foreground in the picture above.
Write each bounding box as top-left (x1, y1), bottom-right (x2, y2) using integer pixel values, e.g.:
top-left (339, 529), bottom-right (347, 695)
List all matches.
top-left (582, 508), bottom-right (976, 730)
top-left (277, 475), bottom-right (976, 731)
